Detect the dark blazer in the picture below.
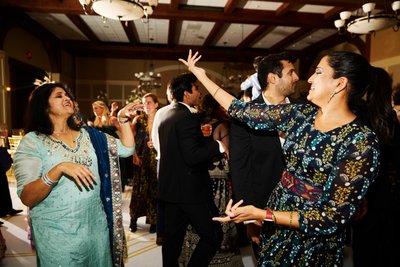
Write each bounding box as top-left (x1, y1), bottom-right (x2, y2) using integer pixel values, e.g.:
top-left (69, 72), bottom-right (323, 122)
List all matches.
top-left (229, 94), bottom-right (285, 209)
top-left (0, 147), bottom-right (13, 214)
top-left (158, 102), bottom-right (221, 203)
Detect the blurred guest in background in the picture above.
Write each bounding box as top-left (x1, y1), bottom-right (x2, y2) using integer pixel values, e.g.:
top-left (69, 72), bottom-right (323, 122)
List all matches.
top-left (230, 52), bottom-right (298, 260)
top-left (157, 73), bottom-right (225, 266)
top-left (0, 147), bottom-right (22, 218)
top-left (129, 93), bottom-right (159, 234)
top-left (240, 56), bottom-right (263, 100)
top-left (180, 94), bottom-right (243, 267)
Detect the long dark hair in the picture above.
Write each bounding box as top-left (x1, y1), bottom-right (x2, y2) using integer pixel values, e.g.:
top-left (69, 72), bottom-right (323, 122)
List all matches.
top-left (26, 82), bottom-right (81, 135)
top-left (197, 93), bottom-right (228, 124)
top-left (327, 51), bottom-right (397, 144)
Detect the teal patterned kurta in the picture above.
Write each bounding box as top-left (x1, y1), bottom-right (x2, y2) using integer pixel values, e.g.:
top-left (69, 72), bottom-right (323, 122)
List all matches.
top-left (14, 129), bottom-right (134, 267)
top-left (228, 100), bottom-right (380, 266)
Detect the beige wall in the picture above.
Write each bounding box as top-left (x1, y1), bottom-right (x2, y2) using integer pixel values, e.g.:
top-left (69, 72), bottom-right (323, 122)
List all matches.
top-left (4, 27), bottom-right (51, 71)
top-left (74, 57), bottom-right (250, 117)
top-left (370, 28), bottom-right (400, 86)
top-left (0, 27), bottom-right (58, 130)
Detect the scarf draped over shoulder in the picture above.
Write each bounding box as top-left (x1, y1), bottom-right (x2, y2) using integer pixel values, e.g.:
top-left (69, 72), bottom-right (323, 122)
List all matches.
top-left (84, 126), bottom-right (127, 267)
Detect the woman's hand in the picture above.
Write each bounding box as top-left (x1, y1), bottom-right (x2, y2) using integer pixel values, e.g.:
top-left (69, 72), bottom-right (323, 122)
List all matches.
top-left (212, 199), bottom-right (243, 222)
top-left (147, 140), bottom-right (154, 149)
top-left (57, 162), bottom-right (96, 189)
top-left (179, 50), bottom-right (236, 111)
top-left (133, 153), bottom-right (141, 166)
top-left (179, 49), bottom-right (206, 78)
top-left (213, 199), bottom-right (264, 224)
top-left (110, 101), bottom-right (119, 116)
top-left (118, 102), bottom-right (144, 120)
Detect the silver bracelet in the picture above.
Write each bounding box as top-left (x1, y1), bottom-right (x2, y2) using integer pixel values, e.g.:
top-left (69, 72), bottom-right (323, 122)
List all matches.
top-left (41, 173), bottom-right (58, 187)
top-left (118, 117), bottom-right (130, 124)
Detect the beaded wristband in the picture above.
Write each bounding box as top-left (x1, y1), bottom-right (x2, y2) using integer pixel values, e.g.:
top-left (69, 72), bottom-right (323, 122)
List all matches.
top-left (41, 173), bottom-right (58, 187)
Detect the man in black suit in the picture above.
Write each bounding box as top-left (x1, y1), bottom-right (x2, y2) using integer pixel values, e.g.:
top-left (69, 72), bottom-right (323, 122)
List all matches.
top-left (157, 73), bottom-right (225, 267)
top-left (229, 52), bottom-right (299, 257)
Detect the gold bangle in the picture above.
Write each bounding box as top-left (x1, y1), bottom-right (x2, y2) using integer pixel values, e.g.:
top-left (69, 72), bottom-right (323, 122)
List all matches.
top-left (213, 87), bottom-right (221, 97)
top-left (289, 211), bottom-right (293, 229)
top-left (271, 210), bottom-right (277, 224)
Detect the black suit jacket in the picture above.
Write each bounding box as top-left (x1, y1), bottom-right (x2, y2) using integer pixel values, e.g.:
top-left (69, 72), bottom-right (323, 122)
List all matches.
top-left (158, 102), bottom-right (221, 204)
top-left (229, 94), bottom-right (285, 209)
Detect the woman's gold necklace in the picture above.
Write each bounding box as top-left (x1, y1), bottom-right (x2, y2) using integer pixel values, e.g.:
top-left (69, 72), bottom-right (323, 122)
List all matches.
top-left (52, 129), bottom-right (76, 144)
top-left (53, 129), bottom-right (68, 137)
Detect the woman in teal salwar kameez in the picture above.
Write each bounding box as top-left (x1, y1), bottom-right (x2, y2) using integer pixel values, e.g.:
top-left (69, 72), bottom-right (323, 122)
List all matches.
top-left (14, 81), bottom-right (139, 267)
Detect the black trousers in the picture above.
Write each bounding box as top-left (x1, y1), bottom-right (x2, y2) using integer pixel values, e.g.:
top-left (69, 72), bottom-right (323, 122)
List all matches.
top-left (162, 201), bottom-right (222, 267)
top-left (0, 170), bottom-right (13, 216)
top-left (156, 199), bottom-right (165, 237)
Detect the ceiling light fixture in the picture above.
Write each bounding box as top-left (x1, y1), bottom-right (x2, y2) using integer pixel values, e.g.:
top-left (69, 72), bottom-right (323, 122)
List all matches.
top-left (78, 0), bottom-right (158, 21)
top-left (334, 1), bottom-right (400, 34)
top-left (132, 22), bottom-right (162, 98)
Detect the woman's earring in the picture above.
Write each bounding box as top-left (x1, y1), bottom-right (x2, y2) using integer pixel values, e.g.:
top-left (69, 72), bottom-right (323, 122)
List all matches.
top-left (328, 91), bottom-right (336, 103)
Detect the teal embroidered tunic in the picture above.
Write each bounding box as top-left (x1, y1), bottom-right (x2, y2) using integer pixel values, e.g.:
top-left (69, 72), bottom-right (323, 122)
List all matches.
top-left (228, 101), bottom-right (380, 266)
top-left (14, 129), bottom-right (134, 267)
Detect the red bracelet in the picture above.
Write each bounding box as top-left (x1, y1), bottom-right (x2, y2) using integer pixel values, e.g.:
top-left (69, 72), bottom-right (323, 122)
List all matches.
top-left (265, 209), bottom-right (273, 222)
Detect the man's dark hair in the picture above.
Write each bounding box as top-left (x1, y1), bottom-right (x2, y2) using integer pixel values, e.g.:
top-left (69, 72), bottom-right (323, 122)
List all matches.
top-left (257, 52), bottom-right (297, 90)
top-left (170, 72), bottom-right (197, 102)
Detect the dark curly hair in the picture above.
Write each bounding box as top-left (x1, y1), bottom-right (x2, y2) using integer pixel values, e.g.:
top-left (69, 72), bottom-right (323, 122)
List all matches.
top-left (26, 82), bottom-right (81, 135)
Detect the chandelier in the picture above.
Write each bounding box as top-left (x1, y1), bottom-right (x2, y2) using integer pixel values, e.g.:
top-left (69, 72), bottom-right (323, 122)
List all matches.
top-left (334, 1), bottom-right (400, 34)
top-left (134, 63), bottom-right (162, 91)
top-left (78, 0), bottom-right (158, 21)
top-left (127, 66), bottom-right (161, 103)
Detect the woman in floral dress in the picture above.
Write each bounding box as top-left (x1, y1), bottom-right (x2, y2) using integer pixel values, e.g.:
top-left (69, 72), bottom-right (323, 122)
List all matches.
top-left (180, 50), bottom-right (395, 266)
top-left (129, 93), bottom-right (159, 233)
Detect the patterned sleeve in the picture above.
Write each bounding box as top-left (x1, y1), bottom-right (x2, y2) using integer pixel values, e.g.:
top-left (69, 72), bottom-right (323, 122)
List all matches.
top-left (298, 131), bottom-right (380, 236)
top-left (14, 133), bottom-right (43, 197)
top-left (227, 99), bottom-right (305, 132)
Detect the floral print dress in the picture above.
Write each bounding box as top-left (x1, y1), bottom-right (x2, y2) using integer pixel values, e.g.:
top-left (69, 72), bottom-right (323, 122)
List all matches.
top-left (228, 100), bottom-right (380, 267)
top-left (130, 115), bottom-right (158, 225)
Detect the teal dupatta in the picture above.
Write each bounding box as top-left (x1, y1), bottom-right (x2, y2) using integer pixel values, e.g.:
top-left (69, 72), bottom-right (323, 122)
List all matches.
top-left (84, 126), bottom-right (126, 267)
